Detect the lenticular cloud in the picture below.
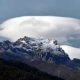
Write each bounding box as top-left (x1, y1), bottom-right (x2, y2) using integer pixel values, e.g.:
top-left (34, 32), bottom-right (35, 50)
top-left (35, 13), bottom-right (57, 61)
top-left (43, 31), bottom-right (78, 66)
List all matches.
top-left (0, 16), bottom-right (80, 59)
top-left (61, 45), bottom-right (80, 59)
top-left (0, 16), bottom-right (80, 43)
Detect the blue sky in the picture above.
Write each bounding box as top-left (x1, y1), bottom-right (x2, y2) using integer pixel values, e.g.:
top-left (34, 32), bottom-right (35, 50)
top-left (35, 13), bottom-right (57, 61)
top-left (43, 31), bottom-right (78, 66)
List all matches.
top-left (0, 0), bottom-right (80, 23)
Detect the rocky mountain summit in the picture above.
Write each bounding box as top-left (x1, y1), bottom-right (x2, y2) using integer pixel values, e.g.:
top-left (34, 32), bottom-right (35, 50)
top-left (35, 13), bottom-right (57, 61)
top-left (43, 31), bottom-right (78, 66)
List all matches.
top-left (0, 36), bottom-right (80, 69)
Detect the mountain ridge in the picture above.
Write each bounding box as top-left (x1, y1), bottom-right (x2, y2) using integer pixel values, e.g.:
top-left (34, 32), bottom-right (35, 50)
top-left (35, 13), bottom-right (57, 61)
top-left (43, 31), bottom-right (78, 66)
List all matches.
top-left (0, 36), bottom-right (80, 69)
top-left (0, 36), bottom-right (80, 80)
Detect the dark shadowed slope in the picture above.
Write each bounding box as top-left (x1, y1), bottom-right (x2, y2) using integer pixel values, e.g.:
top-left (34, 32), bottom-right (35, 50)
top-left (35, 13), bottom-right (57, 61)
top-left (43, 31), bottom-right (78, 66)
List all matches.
top-left (0, 59), bottom-right (64, 80)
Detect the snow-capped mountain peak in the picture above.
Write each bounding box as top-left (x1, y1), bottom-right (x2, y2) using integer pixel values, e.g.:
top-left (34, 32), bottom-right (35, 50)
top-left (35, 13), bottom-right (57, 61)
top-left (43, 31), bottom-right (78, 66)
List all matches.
top-left (14, 36), bottom-right (65, 55)
top-left (0, 36), bottom-right (80, 69)
top-left (0, 36), bottom-right (69, 61)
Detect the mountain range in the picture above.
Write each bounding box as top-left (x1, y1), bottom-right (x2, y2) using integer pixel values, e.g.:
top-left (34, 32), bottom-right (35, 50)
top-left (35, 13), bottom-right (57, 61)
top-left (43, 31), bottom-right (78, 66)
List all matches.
top-left (0, 36), bottom-right (80, 80)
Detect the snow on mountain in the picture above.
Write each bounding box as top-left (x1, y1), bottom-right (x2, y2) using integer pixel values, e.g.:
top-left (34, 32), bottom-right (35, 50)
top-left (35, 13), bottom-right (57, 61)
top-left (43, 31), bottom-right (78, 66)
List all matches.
top-left (0, 36), bottom-right (70, 63)
top-left (61, 45), bottom-right (80, 59)
top-left (0, 36), bottom-right (80, 69)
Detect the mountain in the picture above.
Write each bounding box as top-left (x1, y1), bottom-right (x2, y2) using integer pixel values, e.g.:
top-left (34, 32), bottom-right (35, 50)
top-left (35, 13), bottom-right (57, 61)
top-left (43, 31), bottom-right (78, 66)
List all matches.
top-left (0, 36), bottom-right (70, 64)
top-left (0, 36), bottom-right (80, 80)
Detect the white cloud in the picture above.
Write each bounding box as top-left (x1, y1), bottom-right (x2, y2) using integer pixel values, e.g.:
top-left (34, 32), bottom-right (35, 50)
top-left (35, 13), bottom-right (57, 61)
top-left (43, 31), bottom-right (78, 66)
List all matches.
top-left (0, 16), bottom-right (80, 59)
top-left (0, 16), bottom-right (80, 42)
top-left (61, 45), bottom-right (80, 59)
